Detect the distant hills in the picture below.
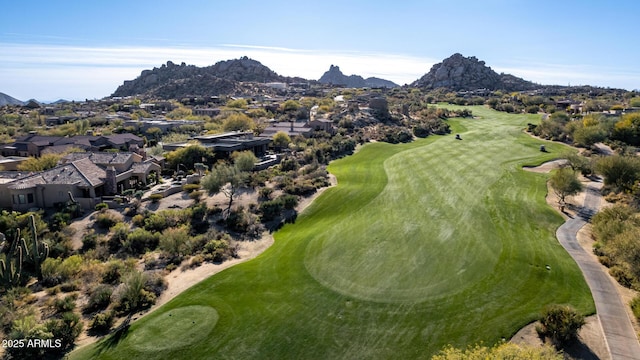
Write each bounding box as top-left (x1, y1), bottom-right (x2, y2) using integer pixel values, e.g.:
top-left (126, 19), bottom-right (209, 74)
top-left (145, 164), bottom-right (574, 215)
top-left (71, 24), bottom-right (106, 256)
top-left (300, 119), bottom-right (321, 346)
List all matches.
top-left (112, 53), bottom-right (545, 99)
top-left (0, 92), bottom-right (24, 106)
top-left (112, 57), bottom-right (308, 99)
top-left (411, 53), bottom-right (538, 91)
top-left (318, 65), bottom-right (398, 88)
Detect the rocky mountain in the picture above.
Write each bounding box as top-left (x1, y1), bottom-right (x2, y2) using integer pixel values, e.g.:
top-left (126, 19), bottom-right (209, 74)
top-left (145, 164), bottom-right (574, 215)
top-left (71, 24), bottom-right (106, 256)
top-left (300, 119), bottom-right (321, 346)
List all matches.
top-left (318, 65), bottom-right (398, 88)
top-left (0, 92), bottom-right (24, 106)
top-left (411, 53), bottom-right (538, 91)
top-left (112, 57), bottom-right (291, 98)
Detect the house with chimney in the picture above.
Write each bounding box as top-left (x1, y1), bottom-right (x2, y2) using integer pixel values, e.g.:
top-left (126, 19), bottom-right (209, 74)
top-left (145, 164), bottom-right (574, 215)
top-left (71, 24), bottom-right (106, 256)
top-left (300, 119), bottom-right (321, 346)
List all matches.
top-left (0, 152), bottom-right (161, 211)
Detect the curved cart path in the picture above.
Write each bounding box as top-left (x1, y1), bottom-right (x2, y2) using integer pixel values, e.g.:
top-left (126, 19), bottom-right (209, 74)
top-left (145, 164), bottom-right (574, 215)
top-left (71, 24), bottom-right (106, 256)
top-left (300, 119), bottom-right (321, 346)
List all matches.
top-left (556, 180), bottom-right (640, 360)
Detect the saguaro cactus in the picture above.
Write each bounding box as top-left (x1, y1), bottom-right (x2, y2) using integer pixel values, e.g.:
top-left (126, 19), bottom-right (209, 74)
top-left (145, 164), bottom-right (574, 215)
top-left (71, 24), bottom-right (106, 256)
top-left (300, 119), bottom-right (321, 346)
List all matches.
top-left (0, 229), bottom-right (24, 288)
top-left (20, 214), bottom-right (49, 280)
top-left (0, 246), bottom-right (23, 287)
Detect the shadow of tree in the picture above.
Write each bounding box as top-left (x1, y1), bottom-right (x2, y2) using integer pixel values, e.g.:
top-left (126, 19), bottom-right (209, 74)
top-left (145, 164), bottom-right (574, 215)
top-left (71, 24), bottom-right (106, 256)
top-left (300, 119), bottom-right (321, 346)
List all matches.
top-left (93, 314), bottom-right (132, 355)
top-left (560, 338), bottom-right (600, 360)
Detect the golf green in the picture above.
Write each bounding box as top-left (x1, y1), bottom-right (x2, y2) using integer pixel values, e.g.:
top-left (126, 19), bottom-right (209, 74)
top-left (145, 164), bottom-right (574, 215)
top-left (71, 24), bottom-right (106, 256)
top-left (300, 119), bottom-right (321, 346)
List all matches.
top-left (71, 106), bottom-right (593, 360)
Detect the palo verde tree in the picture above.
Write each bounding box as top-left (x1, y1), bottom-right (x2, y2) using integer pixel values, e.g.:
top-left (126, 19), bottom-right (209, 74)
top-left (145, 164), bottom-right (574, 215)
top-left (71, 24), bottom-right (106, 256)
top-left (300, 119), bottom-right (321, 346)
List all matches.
top-left (549, 167), bottom-right (582, 208)
top-left (201, 151), bottom-right (257, 215)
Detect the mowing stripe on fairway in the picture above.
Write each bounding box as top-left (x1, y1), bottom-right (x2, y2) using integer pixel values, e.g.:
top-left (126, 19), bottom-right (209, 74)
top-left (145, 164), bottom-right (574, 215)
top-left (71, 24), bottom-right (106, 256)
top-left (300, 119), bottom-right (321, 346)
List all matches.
top-left (70, 106), bottom-right (593, 360)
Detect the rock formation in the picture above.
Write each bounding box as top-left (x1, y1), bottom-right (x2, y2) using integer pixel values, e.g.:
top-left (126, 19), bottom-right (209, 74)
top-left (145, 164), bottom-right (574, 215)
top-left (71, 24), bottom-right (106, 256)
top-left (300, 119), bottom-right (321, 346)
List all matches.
top-left (318, 65), bottom-right (398, 88)
top-left (411, 53), bottom-right (538, 91)
top-left (112, 57), bottom-right (290, 98)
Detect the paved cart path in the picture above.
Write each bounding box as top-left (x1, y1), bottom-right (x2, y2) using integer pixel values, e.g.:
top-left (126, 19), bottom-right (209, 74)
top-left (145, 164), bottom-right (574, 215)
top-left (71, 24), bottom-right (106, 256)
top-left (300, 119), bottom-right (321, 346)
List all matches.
top-left (556, 181), bottom-right (640, 360)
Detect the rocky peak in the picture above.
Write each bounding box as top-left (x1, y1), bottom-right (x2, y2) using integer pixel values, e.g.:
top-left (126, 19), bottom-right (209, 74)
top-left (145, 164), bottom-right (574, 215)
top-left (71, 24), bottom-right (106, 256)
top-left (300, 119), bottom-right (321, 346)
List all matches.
top-left (318, 65), bottom-right (397, 88)
top-left (208, 56), bottom-right (284, 82)
top-left (412, 53), bottom-right (537, 91)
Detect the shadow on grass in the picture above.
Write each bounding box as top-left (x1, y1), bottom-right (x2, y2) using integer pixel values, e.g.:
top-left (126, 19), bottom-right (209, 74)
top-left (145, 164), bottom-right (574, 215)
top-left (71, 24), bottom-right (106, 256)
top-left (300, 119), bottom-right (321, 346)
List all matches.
top-left (93, 314), bottom-right (132, 355)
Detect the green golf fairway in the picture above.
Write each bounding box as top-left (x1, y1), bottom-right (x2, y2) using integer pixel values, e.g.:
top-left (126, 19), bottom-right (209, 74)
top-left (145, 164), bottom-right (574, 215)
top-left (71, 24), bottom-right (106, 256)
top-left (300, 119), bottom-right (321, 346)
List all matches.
top-left (71, 106), bottom-right (593, 360)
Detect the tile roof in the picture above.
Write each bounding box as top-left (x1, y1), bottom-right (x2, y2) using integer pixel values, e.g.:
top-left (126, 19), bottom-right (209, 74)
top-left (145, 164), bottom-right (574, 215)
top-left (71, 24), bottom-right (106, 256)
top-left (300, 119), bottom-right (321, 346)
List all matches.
top-left (8, 157), bottom-right (105, 190)
top-left (62, 152), bottom-right (135, 165)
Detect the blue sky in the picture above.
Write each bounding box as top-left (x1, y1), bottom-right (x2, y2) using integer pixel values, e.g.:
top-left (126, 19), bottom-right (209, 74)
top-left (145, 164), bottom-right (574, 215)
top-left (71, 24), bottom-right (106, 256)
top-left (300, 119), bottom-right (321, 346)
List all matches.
top-left (1, 0), bottom-right (639, 101)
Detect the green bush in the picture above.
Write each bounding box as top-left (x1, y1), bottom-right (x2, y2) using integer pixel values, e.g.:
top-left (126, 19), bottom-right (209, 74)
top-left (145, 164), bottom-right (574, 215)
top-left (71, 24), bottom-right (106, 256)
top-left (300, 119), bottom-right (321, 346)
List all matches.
top-left (95, 211), bottom-right (122, 229)
top-left (94, 202), bottom-right (109, 211)
top-left (45, 311), bottom-right (83, 351)
top-left (89, 311), bottom-right (114, 333)
top-left (536, 304), bottom-right (585, 346)
top-left (182, 183), bottom-right (201, 193)
top-left (84, 284), bottom-right (113, 312)
top-left (116, 271), bottom-right (157, 313)
top-left (81, 230), bottom-right (98, 252)
top-left (630, 296), bottom-right (640, 321)
top-left (279, 194), bottom-right (298, 210)
top-left (609, 266), bottom-right (634, 288)
top-left (203, 239), bottom-right (234, 262)
top-left (260, 199), bottom-right (284, 221)
top-left (54, 294), bottom-right (77, 314)
top-left (144, 213), bottom-right (168, 232)
top-left (149, 193), bottom-right (163, 203)
top-left (123, 228), bottom-right (159, 255)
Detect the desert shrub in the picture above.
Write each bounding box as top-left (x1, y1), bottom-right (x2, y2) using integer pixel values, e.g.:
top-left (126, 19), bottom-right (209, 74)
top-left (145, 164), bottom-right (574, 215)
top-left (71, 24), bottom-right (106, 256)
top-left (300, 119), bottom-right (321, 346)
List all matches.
top-left (122, 228), bottom-right (159, 255)
top-left (159, 226), bottom-right (190, 259)
top-left (260, 199), bottom-right (284, 221)
top-left (41, 257), bottom-right (64, 286)
top-left (630, 295), bottom-right (640, 321)
top-left (107, 222), bottom-right (130, 252)
top-left (60, 280), bottom-right (81, 292)
top-left (81, 230), bottom-right (99, 252)
top-left (144, 209), bottom-right (192, 232)
top-left (279, 194), bottom-right (298, 210)
top-left (609, 266), bottom-right (634, 288)
top-left (131, 214), bottom-right (145, 227)
top-left (144, 271), bottom-right (167, 297)
top-left (102, 259), bottom-right (133, 285)
top-left (190, 203), bottom-right (210, 234)
top-left (433, 342), bottom-right (561, 360)
top-left (144, 213), bottom-right (168, 232)
top-left (94, 202), bottom-right (108, 212)
top-left (182, 183), bottom-right (201, 193)
top-left (536, 304), bottom-right (585, 346)
top-left (53, 294), bottom-right (77, 314)
top-left (203, 239), bottom-right (235, 263)
top-left (45, 311), bottom-right (83, 351)
top-left (95, 210), bottom-right (122, 229)
top-left (89, 311), bottom-right (114, 333)
top-left (46, 230), bottom-right (74, 259)
top-left (84, 284), bottom-right (113, 313)
top-left (259, 186), bottom-right (274, 199)
top-left (116, 271), bottom-right (156, 313)
top-left (149, 193), bottom-right (163, 203)
top-left (185, 254), bottom-right (205, 269)
top-left (40, 255), bottom-right (82, 286)
top-left (5, 314), bottom-right (53, 359)
top-left (189, 190), bottom-right (203, 201)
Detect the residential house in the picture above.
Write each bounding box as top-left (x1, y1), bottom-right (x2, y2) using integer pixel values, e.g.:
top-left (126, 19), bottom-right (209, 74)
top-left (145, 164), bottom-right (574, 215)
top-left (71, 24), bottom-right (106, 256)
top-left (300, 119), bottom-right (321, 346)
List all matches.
top-left (163, 131), bottom-right (271, 158)
top-left (0, 134), bottom-right (144, 157)
top-left (0, 152), bottom-right (161, 211)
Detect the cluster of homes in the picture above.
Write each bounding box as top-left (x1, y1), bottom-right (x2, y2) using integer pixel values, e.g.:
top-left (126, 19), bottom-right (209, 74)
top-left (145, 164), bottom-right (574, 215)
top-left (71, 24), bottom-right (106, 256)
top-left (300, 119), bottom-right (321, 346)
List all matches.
top-left (0, 86), bottom-right (398, 212)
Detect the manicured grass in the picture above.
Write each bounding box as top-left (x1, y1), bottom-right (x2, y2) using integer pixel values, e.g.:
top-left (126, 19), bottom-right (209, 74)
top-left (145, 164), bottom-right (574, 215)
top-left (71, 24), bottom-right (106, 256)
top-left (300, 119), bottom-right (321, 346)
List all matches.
top-left (71, 106), bottom-right (593, 359)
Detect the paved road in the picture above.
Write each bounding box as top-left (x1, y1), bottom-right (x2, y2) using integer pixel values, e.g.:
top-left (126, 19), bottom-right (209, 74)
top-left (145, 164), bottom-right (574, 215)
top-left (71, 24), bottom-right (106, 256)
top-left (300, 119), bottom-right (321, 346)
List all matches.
top-left (556, 181), bottom-right (640, 360)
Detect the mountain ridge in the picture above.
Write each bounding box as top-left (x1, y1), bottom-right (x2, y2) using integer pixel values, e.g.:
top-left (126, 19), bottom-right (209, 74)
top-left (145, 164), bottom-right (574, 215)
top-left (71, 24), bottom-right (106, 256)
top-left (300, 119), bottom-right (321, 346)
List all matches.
top-left (318, 65), bottom-right (398, 88)
top-left (0, 92), bottom-right (24, 106)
